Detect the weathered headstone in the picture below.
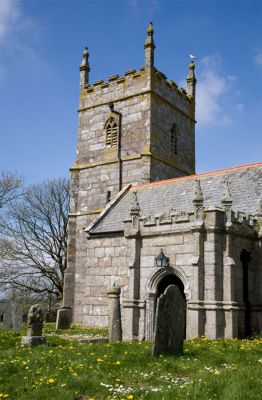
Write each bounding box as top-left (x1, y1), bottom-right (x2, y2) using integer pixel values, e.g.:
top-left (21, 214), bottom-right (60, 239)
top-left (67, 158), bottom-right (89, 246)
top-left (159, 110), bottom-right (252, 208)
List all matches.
top-left (2, 304), bottom-right (12, 330)
top-left (56, 306), bottom-right (72, 330)
top-left (107, 285), bottom-right (122, 342)
top-left (152, 284), bottom-right (185, 356)
top-left (12, 302), bottom-right (23, 331)
top-left (3, 301), bottom-right (22, 331)
top-left (21, 304), bottom-right (46, 346)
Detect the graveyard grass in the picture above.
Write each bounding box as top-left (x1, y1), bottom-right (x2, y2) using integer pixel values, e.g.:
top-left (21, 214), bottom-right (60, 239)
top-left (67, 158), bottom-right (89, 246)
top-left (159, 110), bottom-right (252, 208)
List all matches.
top-left (0, 324), bottom-right (261, 400)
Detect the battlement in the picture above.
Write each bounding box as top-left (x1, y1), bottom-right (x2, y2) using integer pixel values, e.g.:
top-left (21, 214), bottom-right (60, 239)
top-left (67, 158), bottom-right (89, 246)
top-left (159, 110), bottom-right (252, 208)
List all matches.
top-left (122, 206), bottom-right (258, 239)
top-left (79, 66), bottom-right (193, 120)
top-left (79, 66), bottom-right (150, 111)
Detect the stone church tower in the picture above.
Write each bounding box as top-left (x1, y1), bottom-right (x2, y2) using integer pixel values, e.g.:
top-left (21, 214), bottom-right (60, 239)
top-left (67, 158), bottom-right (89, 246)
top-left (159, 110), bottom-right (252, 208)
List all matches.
top-left (63, 23), bottom-right (197, 308)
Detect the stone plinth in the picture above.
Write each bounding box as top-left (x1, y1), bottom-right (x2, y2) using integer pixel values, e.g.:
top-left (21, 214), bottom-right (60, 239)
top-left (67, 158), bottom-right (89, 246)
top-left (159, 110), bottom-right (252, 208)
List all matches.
top-left (107, 285), bottom-right (122, 342)
top-left (21, 336), bottom-right (46, 347)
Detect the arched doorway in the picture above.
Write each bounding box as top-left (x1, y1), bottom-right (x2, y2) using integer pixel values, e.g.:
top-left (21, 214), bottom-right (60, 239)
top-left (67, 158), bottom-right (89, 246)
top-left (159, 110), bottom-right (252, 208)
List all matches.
top-left (145, 267), bottom-right (189, 341)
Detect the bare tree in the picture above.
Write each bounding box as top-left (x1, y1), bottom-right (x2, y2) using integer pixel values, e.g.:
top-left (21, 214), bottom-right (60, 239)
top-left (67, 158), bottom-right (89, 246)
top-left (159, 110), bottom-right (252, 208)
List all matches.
top-left (0, 171), bottom-right (23, 208)
top-left (0, 178), bottom-right (69, 300)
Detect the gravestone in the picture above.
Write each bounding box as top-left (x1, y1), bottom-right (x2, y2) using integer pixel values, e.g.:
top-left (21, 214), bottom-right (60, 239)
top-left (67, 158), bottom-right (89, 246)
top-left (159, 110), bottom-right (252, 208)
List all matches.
top-left (107, 285), bottom-right (122, 342)
top-left (11, 302), bottom-right (23, 330)
top-left (3, 301), bottom-right (22, 331)
top-left (152, 284), bottom-right (185, 357)
top-left (56, 306), bottom-right (72, 330)
top-left (21, 304), bottom-right (46, 346)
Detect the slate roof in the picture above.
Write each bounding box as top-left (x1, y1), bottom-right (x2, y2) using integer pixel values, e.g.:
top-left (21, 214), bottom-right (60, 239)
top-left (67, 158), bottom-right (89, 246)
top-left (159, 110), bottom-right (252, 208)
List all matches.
top-left (89, 163), bottom-right (262, 234)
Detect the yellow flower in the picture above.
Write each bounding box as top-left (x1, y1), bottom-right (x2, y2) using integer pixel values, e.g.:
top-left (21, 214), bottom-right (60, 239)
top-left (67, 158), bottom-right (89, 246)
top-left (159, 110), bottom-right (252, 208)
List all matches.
top-left (127, 395), bottom-right (134, 400)
top-left (96, 358), bottom-right (103, 362)
top-left (48, 378), bottom-right (56, 384)
top-left (115, 361), bottom-right (121, 365)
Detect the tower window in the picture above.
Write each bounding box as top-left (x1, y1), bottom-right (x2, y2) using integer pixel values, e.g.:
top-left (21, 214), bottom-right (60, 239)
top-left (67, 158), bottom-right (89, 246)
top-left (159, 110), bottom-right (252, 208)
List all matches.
top-left (105, 118), bottom-right (118, 148)
top-left (171, 124), bottom-right (178, 155)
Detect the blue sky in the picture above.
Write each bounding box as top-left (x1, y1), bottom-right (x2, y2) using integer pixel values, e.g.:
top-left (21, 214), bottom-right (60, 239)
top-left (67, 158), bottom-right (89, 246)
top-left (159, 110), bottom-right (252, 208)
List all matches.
top-left (0, 0), bottom-right (261, 184)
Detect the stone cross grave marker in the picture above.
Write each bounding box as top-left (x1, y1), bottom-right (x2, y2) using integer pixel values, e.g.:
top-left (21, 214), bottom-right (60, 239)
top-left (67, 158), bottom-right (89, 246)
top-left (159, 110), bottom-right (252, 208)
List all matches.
top-left (21, 304), bottom-right (46, 346)
top-left (152, 284), bottom-right (185, 356)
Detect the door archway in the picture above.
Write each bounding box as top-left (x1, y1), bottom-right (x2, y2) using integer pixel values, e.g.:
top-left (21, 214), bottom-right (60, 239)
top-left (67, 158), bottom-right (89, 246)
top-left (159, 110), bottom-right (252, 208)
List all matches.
top-left (145, 266), bottom-right (189, 340)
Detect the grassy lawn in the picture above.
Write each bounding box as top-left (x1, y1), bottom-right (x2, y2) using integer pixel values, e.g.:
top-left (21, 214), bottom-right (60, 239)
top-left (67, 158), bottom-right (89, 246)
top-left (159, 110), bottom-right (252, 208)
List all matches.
top-left (0, 324), bottom-right (261, 400)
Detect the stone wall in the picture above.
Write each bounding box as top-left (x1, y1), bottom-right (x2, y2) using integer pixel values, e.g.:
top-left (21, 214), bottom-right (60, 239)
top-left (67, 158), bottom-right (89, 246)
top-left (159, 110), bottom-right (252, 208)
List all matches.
top-left (75, 206), bottom-right (262, 340)
top-left (151, 72), bottom-right (195, 176)
top-left (73, 234), bottom-right (128, 326)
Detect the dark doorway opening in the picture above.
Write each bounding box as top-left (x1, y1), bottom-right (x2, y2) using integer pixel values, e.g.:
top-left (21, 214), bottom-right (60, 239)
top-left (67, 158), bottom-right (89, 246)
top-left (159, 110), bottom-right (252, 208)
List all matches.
top-left (157, 274), bottom-right (185, 299)
top-left (240, 249), bottom-right (251, 337)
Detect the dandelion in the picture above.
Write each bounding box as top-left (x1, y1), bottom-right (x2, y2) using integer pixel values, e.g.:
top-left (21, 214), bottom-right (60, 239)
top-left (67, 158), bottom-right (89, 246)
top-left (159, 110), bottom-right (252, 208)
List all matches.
top-left (127, 395), bottom-right (134, 400)
top-left (115, 361), bottom-right (121, 365)
top-left (96, 358), bottom-right (104, 362)
top-left (48, 378), bottom-right (56, 384)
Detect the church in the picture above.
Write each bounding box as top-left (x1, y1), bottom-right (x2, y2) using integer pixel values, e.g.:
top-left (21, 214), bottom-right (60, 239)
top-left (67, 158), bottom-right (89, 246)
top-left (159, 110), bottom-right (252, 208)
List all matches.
top-left (63, 23), bottom-right (262, 340)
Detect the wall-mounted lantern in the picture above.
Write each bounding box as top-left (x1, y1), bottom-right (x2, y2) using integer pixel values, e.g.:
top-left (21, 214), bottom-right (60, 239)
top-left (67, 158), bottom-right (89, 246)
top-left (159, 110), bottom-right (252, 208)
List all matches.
top-left (155, 249), bottom-right (169, 268)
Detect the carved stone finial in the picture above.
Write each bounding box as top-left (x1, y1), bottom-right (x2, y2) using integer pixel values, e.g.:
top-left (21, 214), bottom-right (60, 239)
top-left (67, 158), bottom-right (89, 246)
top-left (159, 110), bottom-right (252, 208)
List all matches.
top-left (221, 180), bottom-right (232, 203)
top-left (193, 180), bottom-right (203, 202)
top-left (187, 60), bottom-right (197, 99)
top-left (192, 180), bottom-right (203, 221)
top-left (80, 46), bottom-right (90, 87)
top-left (130, 191), bottom-right (140, 216)
top-left (144, 22), bottom-right (155, 68)
top-left (221, 180), bottom-right (233, 224)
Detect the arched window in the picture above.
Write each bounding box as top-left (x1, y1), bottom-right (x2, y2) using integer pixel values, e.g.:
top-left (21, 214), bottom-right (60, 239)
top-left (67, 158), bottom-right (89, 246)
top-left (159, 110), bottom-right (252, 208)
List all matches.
top-left (171, 124), bottom-right (178, 155)
top-left (105, 118), bottom-right (118, 148)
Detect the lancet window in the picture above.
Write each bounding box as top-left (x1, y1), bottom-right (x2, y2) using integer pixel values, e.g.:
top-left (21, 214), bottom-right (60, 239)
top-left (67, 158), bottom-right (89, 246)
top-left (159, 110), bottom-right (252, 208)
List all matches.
top-left (105, 118), bottom-right (118, 148)
top-left (171, 124), bottom-right (178, 155)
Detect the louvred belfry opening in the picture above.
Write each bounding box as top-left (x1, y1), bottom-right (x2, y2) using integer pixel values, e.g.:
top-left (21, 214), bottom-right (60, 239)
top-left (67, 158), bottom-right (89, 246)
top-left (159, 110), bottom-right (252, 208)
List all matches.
top-left (106, 118), bottom-right (118, 147)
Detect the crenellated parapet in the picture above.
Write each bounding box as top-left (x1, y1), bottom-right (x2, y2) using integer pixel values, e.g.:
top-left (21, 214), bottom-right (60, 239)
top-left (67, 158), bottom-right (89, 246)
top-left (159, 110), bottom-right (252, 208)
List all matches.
top-left (79, 66), bottom-right (151, 111)
top-left (78, 65), bottom-right (194, 117)
top-left (123, 205), bottom-right (259, 239)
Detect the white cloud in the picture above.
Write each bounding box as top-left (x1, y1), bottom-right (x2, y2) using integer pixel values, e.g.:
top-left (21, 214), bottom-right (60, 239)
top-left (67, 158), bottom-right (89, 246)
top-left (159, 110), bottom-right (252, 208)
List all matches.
top-left (195, 54), bottom-right (241, 126)
top-left (235, 103), bottom-right (244, 112)
top-left (0, 0), bottom-right (20, 43)
top-left (129, 0), bottom-right (159, 15)
top-left (254, 50), bottom-right (262, 66)
top-left (0, 0), bottom-right (44, 85)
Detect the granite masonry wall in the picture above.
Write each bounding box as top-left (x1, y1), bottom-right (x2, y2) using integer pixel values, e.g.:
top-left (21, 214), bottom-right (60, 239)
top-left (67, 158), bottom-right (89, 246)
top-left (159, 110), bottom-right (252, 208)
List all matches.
top-left (69, 204), bottom-right (261, 340)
